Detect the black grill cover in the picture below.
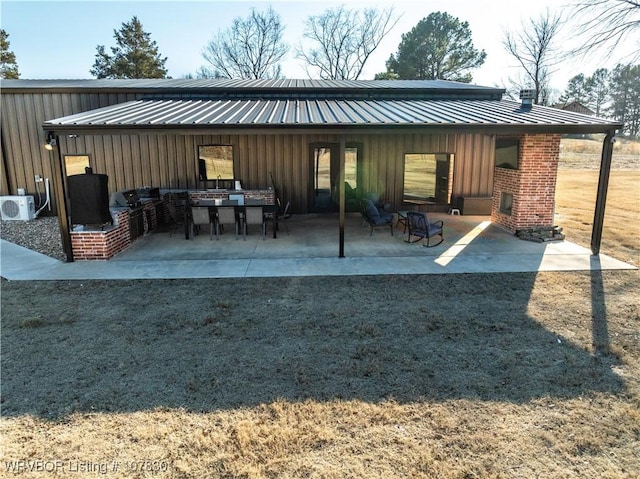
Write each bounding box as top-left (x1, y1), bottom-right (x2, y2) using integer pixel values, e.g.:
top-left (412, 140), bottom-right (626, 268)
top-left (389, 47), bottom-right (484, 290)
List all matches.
top-left (68, 173), bottom-right (113, 225)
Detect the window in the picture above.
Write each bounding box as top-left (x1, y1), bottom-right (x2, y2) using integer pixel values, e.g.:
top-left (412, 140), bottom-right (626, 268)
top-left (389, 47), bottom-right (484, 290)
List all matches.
top-left (403, 153), bottom-right (453, 203)
top-left (495, 138), bottom-right (519, 169)
top-left (198, 145), bottom-right (234, 180)
top-left (500, 192), bottom-right (513, 215)
top-left (345, 147), bottom-right (358, 190)
top-left (64, 154), bottom-right (91, 176)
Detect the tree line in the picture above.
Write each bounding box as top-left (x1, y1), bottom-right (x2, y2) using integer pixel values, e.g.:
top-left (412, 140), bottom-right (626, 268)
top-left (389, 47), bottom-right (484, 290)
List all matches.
top-left (559, 65), bottom-right (640, 137)
top-left (1, 1), bottom-right (638, 135)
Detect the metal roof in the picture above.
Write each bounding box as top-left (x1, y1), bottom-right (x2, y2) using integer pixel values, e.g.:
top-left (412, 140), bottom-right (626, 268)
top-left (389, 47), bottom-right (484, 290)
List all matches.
top-left (2, 78), bottom-right (502, 95)
top-left (44, 97), bottom-right (622, 134)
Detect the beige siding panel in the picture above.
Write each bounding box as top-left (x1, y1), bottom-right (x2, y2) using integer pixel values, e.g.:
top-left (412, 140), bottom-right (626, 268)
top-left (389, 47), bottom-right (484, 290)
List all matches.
top-left (454, 133), bottom-right (494, 197)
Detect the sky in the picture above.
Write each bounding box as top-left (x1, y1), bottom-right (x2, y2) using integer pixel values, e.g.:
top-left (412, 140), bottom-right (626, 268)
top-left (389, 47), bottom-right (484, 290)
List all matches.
top-left (1, 0), bottom-right (636, 97)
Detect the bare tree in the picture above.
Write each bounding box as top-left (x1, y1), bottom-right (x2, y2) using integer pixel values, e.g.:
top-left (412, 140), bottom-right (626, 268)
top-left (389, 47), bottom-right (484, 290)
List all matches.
top-left (297, 6), bottom-right (399, 80)
top-left (503, 9), bottom-right (564, 105)
top-left (569, 0), bottom-right (640, 61)
top-left (201, 7), bottom-right (288, 79)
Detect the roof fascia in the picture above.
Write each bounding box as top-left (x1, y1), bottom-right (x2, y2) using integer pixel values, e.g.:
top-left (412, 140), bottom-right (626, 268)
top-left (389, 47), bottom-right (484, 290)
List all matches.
top-left (42, 122), bottom-right (624, 136)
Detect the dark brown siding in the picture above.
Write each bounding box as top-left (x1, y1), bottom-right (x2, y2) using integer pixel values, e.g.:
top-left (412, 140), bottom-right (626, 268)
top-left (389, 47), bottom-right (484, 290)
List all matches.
top-left (1, 91), bottom-right (137, 198)
top-left (1, 91), bottom-right (496, 213)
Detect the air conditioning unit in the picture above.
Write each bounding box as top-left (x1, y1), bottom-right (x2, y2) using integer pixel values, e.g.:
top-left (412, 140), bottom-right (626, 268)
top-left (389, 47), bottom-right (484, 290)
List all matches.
top-left (0, 195), bottom-right (36, 221)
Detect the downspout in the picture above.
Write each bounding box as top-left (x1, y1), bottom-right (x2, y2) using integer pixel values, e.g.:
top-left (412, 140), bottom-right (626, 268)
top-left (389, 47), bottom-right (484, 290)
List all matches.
top-left (590, 130), bottom-right (616, 255)
top-left (47, 133), bottom-right (74, 262)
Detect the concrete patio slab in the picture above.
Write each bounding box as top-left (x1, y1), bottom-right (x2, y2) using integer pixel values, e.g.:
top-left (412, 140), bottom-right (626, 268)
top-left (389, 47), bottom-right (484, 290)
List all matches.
top-left (1, 213), bottom-right (635, 281)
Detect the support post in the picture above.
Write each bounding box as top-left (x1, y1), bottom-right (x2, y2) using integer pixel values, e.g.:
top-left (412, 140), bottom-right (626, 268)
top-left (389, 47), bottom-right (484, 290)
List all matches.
top-left (591, 130), bottom-right (616, 255)
top-left (49, 134), bottom-right (74, 262)
top-left (338, 136), bottom-right (346, 258)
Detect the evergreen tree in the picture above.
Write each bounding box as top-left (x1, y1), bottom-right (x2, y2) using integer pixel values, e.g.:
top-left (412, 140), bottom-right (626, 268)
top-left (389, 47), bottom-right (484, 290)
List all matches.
top-left (609, 63), bottom-right (640, 136)
top-left (91, 16), bottom-right (168, 79)
top-left (385, 12), bottom-right (486, 83)
top-left (0, 29), bottom-right (20, 79)
top-left (559, 74), bottom-right (592, 105)
top-left (586, 68), bottom-right (610, 117)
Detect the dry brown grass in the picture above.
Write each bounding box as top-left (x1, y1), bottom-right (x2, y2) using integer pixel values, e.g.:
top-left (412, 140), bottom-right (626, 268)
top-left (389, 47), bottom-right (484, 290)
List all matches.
top-left (555, 136), bottom-right (640, 267)
top-left (1, 136), bottom-right (638, 479)
top-left (1, 270), bottom-right (639, 478)
top-left (559, 136), bottom-right (639, 170)
top-left (556, 170), bottom-right (640, 267)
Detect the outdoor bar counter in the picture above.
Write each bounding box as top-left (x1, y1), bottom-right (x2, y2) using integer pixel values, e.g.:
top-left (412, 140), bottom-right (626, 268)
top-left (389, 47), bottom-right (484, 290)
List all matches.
top-left (69, 188), bottom-right (277, 260)
top-left (186, 188), bottom-right (277, 239)
top-left (70, 199), bottom-right (161, 260)
top-left (188, 188), bottom-right (276, 204)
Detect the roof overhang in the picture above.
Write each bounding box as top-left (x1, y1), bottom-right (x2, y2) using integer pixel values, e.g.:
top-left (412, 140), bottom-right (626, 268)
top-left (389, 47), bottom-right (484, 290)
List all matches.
top-left (43, 98), bottom-right (622, 136)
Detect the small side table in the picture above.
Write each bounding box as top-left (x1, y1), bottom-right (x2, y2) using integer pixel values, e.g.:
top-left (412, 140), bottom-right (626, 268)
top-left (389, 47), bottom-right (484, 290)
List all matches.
top-left (448, 208), bottom-right (460, 215)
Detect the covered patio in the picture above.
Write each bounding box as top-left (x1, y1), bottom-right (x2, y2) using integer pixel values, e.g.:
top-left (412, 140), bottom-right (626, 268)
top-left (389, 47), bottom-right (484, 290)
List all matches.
top-left (26, 79), bottom-right (621, 263)
top-left (1, 212), bottom-right (632, 281)
top-left (0, 79), bottom-right (624, 266)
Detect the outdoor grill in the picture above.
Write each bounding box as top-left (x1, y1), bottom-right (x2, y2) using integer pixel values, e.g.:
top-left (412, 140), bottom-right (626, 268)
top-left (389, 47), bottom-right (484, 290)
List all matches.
top-left (111, 189), bottom-right (145, 240)
top-left (136, 187), bottom-right (160, 200)
top-left (136, 187), bottom-right (163, 225)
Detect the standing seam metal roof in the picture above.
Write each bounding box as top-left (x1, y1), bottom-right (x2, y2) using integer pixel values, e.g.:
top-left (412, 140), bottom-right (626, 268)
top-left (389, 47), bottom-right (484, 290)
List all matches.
top-left (43, 98), bottom-right (621, 131)
top-left (2, 78), bottom-right (504, 95)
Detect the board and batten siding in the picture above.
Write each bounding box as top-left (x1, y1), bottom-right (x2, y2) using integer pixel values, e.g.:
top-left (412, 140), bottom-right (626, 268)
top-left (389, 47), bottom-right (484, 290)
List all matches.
top-left (54, 131), bottom-right (495, 214)
top-left (1, 91), bottom-right (496, 214)
top-left (1, 91), bottom-right (138, 197)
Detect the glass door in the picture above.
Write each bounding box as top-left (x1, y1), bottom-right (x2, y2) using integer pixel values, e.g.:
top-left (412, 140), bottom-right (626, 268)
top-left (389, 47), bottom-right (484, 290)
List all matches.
top-left (309, 143), bottom-right (360, 213)
top-left (312, 145), bottom-right (334, 212)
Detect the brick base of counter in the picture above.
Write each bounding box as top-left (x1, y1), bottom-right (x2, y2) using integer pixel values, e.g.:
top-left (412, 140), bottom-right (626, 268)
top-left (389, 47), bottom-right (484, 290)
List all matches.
top-left (71, 201), bottom-right (163, 260)
top-left (71, 210), bottom-right (130, 260)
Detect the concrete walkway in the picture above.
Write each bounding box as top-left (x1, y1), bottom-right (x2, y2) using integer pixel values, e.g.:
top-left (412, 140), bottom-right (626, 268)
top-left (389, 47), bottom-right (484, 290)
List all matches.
top-left (1, 217), bottom-right (635, 281)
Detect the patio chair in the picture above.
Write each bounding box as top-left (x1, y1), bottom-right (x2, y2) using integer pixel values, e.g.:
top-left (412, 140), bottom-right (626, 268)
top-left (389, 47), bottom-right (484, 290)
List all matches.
top-left (278, 201), bottom-right (291, 235)
top-left (166, 201), bottom-right (184, 237)
top-left (360, 198), bottom-right (394, 236)
top-left (190, 206), bottom-right (214, 240)
top-left (405, 211), bottom-right (444, 247)
top-left (215, 206), bottom-right (238, 240)
top-left (243, 206), bottom-right (265, 240)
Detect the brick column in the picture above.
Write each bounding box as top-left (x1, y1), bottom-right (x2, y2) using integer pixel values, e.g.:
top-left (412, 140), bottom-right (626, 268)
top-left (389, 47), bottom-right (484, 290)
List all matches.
top-left (491, 133), bottom-right (561, 233)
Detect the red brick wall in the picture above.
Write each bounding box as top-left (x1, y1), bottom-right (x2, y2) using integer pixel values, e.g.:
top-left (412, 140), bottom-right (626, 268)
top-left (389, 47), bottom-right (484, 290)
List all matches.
top-left (70, 210), bottom-right (130, 260)
top-left (491, 134), bottom-right (561, 232)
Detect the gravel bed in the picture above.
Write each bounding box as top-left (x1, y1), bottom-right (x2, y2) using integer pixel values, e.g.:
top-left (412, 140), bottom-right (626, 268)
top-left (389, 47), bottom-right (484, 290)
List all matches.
top-left (0, 216), bottom-right (66, 261)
